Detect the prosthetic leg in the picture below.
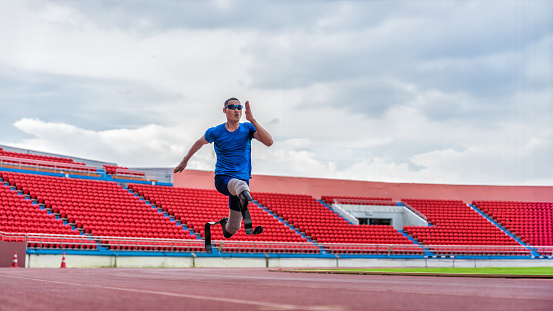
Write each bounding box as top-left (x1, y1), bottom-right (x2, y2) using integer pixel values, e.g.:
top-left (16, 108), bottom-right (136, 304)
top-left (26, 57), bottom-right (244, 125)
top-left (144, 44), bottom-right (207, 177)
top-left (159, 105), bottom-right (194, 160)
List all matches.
top-left (204, 179), bottom-right (263, 253)
top-left (204, 217), bottom-right (233, 254)
top-left (238, 190), bottom-right (263, 235)
top-left (203, 194), bottom-right (264, 253)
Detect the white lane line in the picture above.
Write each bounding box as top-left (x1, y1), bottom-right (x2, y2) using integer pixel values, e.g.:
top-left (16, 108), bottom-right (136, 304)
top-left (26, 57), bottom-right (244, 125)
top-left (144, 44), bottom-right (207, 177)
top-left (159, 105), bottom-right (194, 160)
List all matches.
top-left (135, 271), bottom-right (553, 301)
top-left (0, 274), bottom-right (347, 311)
top-left (167, 269), bottom-right (551, 290)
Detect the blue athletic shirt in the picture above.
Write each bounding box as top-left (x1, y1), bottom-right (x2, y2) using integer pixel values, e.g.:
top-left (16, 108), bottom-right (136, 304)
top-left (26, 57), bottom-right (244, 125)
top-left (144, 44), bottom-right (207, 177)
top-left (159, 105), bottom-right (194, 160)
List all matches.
top-left (204, 122), bottom-right (257, 181)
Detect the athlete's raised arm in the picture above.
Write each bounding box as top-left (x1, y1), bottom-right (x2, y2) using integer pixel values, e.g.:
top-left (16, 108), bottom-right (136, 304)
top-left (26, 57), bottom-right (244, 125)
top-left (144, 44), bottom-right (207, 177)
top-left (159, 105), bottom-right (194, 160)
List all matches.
top-left (245, 101), bottom-right (273, 147)
top-left (174, 135), bottom-right (209, 173)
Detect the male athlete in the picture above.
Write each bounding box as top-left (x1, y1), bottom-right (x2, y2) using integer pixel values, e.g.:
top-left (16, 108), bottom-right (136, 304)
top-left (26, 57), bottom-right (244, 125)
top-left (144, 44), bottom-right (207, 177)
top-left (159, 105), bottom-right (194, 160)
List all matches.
top-left (174, 98), bottom-right (273, 243)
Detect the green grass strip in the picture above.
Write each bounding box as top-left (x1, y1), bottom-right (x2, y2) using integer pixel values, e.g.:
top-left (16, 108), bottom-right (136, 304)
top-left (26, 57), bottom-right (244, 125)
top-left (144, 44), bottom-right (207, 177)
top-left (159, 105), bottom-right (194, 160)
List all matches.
top-left (302, 267), bottom-right (553, 275)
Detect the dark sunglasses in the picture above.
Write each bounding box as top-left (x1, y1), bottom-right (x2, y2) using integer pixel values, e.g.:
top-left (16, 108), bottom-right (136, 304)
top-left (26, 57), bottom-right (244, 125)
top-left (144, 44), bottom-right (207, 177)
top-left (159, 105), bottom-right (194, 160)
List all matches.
top-left (226, 104), bottom-right (243, 110)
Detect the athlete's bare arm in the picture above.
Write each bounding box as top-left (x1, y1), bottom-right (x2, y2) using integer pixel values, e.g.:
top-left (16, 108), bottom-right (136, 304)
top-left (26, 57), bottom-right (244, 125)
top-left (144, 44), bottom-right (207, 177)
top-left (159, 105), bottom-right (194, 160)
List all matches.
top-left (245, 101), bottom-right (273, 147)
top-left (174, 135), bottom-right (209, 173)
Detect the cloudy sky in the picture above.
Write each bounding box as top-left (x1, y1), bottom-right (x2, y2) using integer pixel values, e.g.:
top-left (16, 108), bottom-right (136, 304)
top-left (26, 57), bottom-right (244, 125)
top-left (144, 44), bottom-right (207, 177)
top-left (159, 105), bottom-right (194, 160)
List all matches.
top-left (1, 0), bottom-right (552, 186)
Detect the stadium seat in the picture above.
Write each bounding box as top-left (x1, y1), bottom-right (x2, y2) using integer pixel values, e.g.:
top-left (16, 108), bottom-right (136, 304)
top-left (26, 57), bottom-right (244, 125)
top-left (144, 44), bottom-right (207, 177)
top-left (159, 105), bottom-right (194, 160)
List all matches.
top-left (127, 184), bottom-right (319, 253)
top-left (0, 173), bottom-right (96, 249)
top-left (473, 200), bottom-right (553, 248)
top-left (0, 171), bottom-right (196, 250)
top-left (0, 149), bottom-right (97, 175)
top-left (402, 199), bottom-right (528, 256)
top-left (254, 192), bottom-right (422, 255)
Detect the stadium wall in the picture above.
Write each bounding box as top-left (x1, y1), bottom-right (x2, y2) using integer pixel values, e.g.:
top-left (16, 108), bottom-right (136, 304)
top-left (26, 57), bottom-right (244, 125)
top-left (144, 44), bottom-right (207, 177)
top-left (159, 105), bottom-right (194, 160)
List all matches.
top-left (173, 169), bottom-right (553, 202)
top-left (25, 253), bottom-right (553, 268)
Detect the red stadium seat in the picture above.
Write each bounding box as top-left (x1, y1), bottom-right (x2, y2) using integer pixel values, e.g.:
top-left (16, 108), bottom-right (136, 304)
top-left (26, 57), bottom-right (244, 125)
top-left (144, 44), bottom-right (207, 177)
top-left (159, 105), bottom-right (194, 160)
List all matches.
top-left (127, 184), bottom-right (318, 253)
top-left (473, 200), bottom-right (553, 247)
top-left (254, 192), bottom-right (421, 255)
top-left (402, 199), bottom-right (528, 256)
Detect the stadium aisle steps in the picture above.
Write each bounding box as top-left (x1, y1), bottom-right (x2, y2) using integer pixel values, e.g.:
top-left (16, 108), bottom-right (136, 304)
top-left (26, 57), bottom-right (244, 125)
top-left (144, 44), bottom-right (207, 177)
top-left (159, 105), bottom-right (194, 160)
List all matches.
top-left (122, 185), bottom-right (200, 240)
top-left (252, 200), bottom-right (325, 253)
top-left (399, 231), bottom-right (434, 256)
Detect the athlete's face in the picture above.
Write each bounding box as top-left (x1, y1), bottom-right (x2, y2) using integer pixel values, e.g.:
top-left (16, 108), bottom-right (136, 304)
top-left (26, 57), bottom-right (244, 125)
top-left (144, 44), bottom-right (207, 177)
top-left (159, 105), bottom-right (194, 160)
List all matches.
top-left (224, 99), bottom-right (242, 122)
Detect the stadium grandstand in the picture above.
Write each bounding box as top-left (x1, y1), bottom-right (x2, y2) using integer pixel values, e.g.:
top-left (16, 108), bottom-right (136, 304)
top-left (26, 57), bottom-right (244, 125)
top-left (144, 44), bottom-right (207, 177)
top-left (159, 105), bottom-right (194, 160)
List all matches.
top-left (1, 144), bottom-right (552, 267)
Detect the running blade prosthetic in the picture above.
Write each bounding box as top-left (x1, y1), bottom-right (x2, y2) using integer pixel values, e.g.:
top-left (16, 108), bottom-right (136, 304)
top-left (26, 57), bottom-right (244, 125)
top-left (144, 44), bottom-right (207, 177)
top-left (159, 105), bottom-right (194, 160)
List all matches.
top-left (239, 191), bottom-right (263, 235)
top-left (204, 217), bottom-right (237, 253)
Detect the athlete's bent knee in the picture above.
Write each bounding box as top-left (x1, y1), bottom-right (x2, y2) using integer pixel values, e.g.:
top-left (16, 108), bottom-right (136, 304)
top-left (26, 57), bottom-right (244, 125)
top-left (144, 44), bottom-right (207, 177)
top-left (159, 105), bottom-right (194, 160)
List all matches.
top-left (226, 210), bottom-right (242, 234)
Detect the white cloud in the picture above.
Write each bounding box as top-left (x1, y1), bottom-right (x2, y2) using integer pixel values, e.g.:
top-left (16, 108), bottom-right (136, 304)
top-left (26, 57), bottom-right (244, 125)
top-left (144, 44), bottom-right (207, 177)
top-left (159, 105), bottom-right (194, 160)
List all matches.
top-left (0, 0), bottom-right (254, 105)
top-left (410, 139), bottom-right (553, 185)
top-left (12, 118), bottom-right (187, 166)
top-left (9, 115), bottom-right (553, 186)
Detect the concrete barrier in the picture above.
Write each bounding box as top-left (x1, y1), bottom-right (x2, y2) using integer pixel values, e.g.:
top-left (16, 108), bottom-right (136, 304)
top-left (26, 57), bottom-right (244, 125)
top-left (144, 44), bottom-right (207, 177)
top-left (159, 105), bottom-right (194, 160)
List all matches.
top-left (25, 253), bottom-right (553, 268)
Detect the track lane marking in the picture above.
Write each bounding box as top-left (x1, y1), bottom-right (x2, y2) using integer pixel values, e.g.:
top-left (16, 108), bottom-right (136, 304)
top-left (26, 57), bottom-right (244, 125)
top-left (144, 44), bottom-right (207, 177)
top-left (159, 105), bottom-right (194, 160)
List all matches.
top-left (164, 269), bottom-right (553, 289)
top-left (112, 270), bottom-right (553, 301)
top-left (0, 274), bottom-right (347, 311)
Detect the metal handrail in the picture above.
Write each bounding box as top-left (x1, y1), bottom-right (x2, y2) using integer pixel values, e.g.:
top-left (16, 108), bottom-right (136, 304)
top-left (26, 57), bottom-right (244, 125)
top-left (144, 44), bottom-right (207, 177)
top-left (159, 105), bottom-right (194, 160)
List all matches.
top-left (330, 201), bottom-right (359, 225)
top-left (400, 201), bottom-right (428, 222)
top-left (333, 198), bottom-right (396, 206)
top-left (0, 156), bottom-right (98, 175)
top-left (2, 230), bottom-right (551, 256)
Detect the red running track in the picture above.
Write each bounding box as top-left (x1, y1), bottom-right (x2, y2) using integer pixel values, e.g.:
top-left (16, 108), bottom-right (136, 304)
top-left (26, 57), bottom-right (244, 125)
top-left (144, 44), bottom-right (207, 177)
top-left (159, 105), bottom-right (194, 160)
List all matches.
top-left (1, 268), bottom-right (552, 311)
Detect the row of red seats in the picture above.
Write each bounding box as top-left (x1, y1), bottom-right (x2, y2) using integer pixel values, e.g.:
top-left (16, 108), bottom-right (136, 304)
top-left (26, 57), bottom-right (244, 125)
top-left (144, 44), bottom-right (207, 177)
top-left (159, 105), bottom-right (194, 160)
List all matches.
top-left (101, 240), bottom-right (204, 252)
top-left (0, 150), bottom-right (96, 173)
top-left (1, 172), bottom-right (197, 243)
top-left (0, 179), bottom-right (95, 249)
top-left (473, 201), bottom-right (552, 246)
top-left (327, 246), bottom-right (421, 255)
top-left (128, 184), bottom-right (320, 253)
top-left (0, 149), bottom-right (73, 163)
top-left (321, 195), bottom-right (395, 206)
top-left (427, 247), bottom-right (531, 256)
top-left (130, 185), bottom-right (291, 236)
top-left (402, 199), bottom-right (521, 254)
top-left (221, 243), bottom-right (320, 254)
top-left (26, 237), bottom-right (97, 249)
top-left (254, 192), bottom-right (419, 254)
top-left (2, 169), bottom-right (550, 254)
top-left (103, 165), bottom-right (145, 177)
top-left (91, 229), bottom-right (186, 239)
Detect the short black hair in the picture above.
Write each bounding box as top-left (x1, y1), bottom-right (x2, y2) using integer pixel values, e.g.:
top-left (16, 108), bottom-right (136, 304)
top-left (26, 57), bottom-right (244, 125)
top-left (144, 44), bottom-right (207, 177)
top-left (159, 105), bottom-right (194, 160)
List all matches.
top-left (224, 97), bottom-right (240, 107)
